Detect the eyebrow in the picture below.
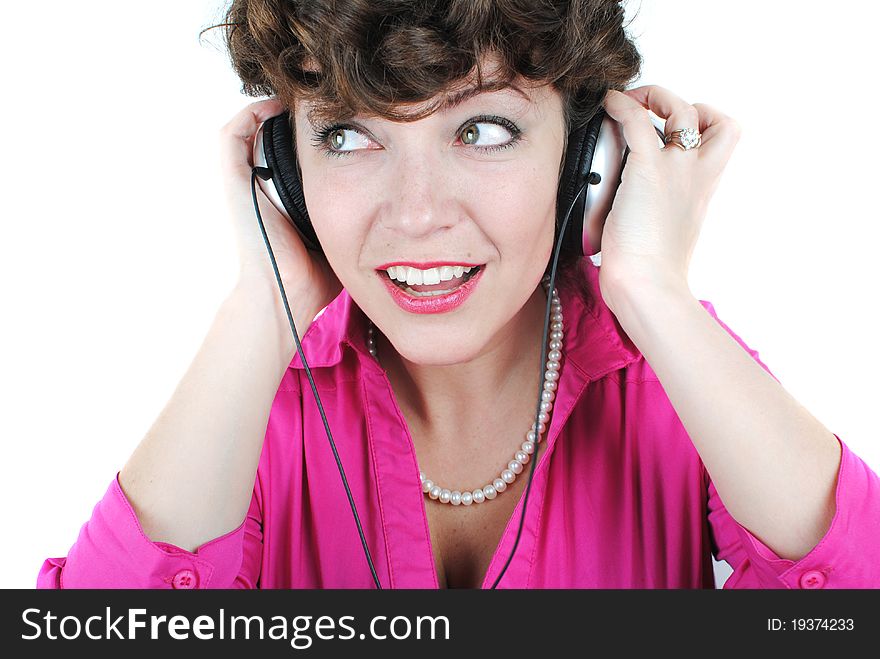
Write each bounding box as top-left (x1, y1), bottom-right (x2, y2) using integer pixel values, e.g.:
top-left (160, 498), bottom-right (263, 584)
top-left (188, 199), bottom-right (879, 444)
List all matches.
top-left (304, 82), bottom-right (530, 128)
top-left (438, 82), bottom-right (530, 111)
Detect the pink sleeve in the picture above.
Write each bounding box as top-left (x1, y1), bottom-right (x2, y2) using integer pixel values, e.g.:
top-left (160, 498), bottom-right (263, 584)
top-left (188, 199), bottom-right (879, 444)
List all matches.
top-left (697, 299), bottom-right (880, 588)
top-left (36, 472), bottom-right (264, 589)
top-left (707, 433), bottom-right (880, 588)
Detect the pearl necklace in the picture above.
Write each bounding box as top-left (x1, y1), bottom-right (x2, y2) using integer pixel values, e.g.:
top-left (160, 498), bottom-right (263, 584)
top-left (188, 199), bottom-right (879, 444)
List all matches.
top-left (366, 274), bottom-right (563, 506)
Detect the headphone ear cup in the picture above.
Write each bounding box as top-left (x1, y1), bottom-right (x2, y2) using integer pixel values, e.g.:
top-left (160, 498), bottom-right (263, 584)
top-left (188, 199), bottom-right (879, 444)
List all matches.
top-left (262, 111), bottom-right (323, 254)
top-left (556, 108), bottom-right (606, 259)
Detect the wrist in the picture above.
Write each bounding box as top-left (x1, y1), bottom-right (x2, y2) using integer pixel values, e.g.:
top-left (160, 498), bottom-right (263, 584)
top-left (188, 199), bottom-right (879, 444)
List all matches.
top-left (601, 265), bottom-right (694, 327)
top-left (225, 279), bottom-right (320, 363)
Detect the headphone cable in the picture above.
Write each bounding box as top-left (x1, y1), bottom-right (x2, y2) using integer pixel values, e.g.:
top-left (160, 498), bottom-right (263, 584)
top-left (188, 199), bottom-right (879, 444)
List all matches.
top-left (251, 167), bottom-right (382, 589)
top-left (489, 177), bottom-right (591, 589)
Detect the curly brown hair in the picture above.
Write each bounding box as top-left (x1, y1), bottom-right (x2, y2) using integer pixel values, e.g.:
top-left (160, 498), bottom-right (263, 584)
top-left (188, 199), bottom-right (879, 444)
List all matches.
top-left (203, 0), bottom-right (643, 284)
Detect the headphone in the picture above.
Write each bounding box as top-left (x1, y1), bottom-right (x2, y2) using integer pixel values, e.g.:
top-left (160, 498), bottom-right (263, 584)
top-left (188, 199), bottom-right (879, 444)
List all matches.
top-left (249, 104), bottom-right (664, 589)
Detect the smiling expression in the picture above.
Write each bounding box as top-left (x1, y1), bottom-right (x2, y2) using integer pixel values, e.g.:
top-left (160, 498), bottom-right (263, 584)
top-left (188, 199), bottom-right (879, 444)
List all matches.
top-left (293, 58), bottom-right (567, 366)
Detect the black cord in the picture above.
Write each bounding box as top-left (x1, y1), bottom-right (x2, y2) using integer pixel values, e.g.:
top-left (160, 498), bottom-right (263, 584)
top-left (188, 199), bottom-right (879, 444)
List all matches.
top-left (490, 178), bottom-right (591, 589)
top-left (250, 168), bottom-right (382, 589)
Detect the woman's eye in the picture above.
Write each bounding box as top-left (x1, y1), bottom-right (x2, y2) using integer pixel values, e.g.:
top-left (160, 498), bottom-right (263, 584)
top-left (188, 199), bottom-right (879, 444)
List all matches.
top-left (459, 121), bottom-right (513, 149)
top-left (324, 127), bottom-right (371, 154)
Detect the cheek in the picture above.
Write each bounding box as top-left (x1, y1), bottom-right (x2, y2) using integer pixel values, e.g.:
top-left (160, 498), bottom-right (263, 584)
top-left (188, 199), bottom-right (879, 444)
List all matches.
top-left (302, 171), bottom-right (367, 267)
top-left (480, 164), bottom-right (558, 247)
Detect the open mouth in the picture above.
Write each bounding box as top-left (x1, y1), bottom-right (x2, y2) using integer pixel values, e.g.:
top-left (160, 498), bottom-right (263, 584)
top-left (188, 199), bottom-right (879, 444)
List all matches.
top-left (385, 265), bottom-right (482, 297)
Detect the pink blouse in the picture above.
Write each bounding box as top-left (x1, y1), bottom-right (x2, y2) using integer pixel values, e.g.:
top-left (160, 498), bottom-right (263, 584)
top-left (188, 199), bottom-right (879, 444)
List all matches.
top-left (38, 257), bottom-right (880, 588)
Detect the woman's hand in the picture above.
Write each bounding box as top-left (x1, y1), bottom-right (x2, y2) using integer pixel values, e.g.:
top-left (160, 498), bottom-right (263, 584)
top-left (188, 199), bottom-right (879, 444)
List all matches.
top-left (596, 85), bottom-right (742, 315)
top-left (219, 98), bottom-right (342, 316)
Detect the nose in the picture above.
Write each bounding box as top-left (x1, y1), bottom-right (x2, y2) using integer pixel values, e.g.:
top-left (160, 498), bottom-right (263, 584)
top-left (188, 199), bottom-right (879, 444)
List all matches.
top-left (381, 147), bottom-right (457, 241)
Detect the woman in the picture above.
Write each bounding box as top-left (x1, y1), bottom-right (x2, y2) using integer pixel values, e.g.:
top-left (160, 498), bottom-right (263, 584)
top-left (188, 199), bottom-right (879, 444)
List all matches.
top-left (38, 0), bottom-right (880, 589)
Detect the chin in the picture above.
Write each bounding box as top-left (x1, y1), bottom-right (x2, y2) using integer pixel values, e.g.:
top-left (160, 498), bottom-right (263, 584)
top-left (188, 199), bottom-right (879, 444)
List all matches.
top-left (387, 331), bottom-right (485, 367)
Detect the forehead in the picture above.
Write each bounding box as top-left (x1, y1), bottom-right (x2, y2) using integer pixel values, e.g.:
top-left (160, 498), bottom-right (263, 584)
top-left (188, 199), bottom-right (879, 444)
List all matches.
top-left (299, 80), bottom-right (555, 128)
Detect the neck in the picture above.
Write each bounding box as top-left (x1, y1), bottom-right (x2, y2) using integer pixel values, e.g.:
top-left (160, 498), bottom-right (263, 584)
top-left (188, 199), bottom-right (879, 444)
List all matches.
top-left (373, 281), bottom-right (554, 437)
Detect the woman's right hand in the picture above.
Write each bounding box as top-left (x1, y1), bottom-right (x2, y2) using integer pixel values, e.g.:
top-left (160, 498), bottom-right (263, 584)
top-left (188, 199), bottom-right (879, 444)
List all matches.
top-left (219, 98), bottom-right (342, 320)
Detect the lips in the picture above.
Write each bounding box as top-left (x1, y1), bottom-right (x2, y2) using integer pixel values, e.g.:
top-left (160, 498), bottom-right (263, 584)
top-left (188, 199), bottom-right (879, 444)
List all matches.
top-left (378, 264), bottom-right (485, 314)
top-left (386, 265), bottom-right (480, 294)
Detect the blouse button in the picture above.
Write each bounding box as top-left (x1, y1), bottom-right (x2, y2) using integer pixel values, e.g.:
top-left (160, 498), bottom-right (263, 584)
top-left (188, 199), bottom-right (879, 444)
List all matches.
top-left (171, 569), bottom-right (198, 589)
top-left (798, 570), bottom-right (826, 589)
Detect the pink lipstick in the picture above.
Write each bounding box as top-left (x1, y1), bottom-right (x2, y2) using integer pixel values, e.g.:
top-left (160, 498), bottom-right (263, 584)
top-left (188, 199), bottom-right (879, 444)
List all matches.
top-left (378, 265), bottom-right (485, 314)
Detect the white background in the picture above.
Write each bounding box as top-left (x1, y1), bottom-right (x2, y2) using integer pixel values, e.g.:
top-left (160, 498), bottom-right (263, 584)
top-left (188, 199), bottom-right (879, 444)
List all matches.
top-left (1, 1), bottom-right (877, 589)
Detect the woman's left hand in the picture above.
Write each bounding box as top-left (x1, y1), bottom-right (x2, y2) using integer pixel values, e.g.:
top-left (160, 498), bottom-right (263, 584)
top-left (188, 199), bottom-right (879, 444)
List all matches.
top-left (597, 85), bottom-right (742, 315)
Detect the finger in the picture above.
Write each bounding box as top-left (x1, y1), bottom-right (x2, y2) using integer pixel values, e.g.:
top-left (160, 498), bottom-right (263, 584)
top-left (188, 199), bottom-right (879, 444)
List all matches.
top-left (219, 98), bottom-right (287, 182)
top-left (602, 89), bottom-right (664, 156)
top-left (691, 102), bottom-right (742, 158)
top-left (621, 85), bottom-right (700, 153)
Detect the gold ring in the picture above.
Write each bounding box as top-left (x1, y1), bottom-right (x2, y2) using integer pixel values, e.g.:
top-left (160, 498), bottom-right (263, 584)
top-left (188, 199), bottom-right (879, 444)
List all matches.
top-left (663, 127), bottom-right (702, 150)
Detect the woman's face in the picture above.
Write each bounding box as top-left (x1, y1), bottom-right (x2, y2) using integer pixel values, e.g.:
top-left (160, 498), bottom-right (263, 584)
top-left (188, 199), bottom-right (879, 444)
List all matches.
top-left (293, 71), bottom-right (567, 366)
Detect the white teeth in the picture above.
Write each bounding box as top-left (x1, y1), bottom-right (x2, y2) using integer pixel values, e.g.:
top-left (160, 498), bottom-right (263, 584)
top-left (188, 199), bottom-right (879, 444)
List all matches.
top-left (422, 268), bottom-right (441, 285)
top-left (385, 265), bottom-right (476, 284)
